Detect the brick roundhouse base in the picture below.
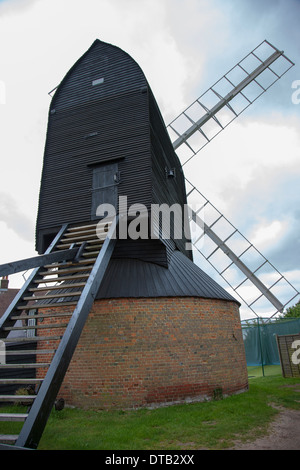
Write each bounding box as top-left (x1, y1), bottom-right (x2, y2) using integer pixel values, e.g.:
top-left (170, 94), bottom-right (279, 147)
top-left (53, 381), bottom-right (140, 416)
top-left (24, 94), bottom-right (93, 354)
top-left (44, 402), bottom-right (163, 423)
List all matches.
top-left (38, 297), bottom-right (248, 409)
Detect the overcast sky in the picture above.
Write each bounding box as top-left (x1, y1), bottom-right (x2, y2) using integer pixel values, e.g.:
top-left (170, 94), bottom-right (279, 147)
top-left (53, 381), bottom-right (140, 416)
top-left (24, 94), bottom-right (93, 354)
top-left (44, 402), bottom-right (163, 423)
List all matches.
top-left (0, 0), bottom-right (299, 319)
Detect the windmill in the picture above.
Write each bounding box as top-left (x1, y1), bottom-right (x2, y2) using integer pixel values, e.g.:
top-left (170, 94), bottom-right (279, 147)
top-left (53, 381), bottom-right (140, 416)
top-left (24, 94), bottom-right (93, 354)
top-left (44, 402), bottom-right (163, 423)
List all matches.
top-left (0, 39), bottom-right (298, 449)
top-left (166, 39), bottom-right (299, 319)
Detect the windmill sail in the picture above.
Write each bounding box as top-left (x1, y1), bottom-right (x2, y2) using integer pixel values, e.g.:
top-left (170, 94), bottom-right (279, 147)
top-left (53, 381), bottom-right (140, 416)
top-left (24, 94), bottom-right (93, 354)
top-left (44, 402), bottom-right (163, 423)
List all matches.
top-left (168, 40), bottom-right (294, 166)
top-left (168, 40), bottom-right (299, 318)
top-left (186, 179), bottom-right (299, 318)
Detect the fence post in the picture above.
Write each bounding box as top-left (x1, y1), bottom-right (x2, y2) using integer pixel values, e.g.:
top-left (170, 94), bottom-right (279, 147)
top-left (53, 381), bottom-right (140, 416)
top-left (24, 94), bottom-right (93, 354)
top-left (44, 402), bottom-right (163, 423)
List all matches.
top-left (257, 318), bottom-right (265, 376)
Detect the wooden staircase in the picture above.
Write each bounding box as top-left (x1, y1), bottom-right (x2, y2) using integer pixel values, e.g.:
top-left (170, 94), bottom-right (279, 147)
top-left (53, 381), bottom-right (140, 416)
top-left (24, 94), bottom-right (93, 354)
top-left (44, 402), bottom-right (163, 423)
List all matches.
top-left (0, 219), bottom-right (117, 449)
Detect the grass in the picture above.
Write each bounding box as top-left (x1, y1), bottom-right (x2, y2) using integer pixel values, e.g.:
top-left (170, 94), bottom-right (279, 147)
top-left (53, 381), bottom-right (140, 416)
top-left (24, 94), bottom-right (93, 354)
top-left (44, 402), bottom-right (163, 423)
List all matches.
top-left (247, 364), bottom-right (282, 378)
top-left (1, 369), bottom-right (299, 450)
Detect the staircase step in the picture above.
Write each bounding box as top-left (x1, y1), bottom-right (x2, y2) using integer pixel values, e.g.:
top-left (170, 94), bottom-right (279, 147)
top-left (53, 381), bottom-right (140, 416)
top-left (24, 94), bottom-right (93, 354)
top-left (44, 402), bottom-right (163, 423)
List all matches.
top-left (81, 251), bottom-right (101, 257)
top-left (62, 233), bottom-right (97, 242)
top-left (3, 323), bottom-right (68, 331)
top-left (11, 312), bottom-right (72, 321)
top-left (43, 258), bottom-right (96, 269)
top-left (61, 232), bottom-right (105, 240)
top-left (0, 413), bottom-right (28, 422)
top-left (23, 291), bottom-right (82, 301)
top-left (45, 264), bottom-right (93, 272)
top-left (2, 335), bottom-right (62, 343)
top-left (57, 239), bottom-right (104, 249)
top-left (0, 378), bottom-right (43, 384)
top-left (0, 395), bottom-right (35, 403)
top-left (63, 227), bottom-right (98, 237)
top-left (5, 350), bottom-right (54, 356)
top-left (34, 274), bottom-right (90, 283)
top-left (0, 434), bottom-right (19, 444)
top-left (59, 233), bottom-right (102, 243)
top-left (67, 224), bottom-right (111, 235)
top-left (67, 221), bottom-right (111, 232)
top-left (85, 238), bottom-right (107, 245)
top-left (4, 350), bottom-right (41, 355)
top-left (0, 363), bottom-right (50, 368)
top-left (67, 222), bottom-right (98, 231)
top-left (85, 244), bottom-right (104, 250)
top-left (39, 266), bottom-right (92, 277)
top-left (17, 301), bottom-right (78, 310)
top-left (29, 282), bottom-right (86, 292)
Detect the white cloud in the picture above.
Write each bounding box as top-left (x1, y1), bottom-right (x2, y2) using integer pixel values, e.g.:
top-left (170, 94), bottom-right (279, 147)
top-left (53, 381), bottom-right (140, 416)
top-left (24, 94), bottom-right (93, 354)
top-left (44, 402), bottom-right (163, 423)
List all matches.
top-left (0, 192), bottom-right (34, 240)
top-left (183, 113), bottom-right (300, 217)
top-left (249, 220), bottom-right (287, 250)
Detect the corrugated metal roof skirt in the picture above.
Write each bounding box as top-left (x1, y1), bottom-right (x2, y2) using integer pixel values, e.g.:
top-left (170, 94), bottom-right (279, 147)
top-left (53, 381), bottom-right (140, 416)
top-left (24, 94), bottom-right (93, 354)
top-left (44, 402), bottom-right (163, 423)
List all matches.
top-left (96, 251), bottom-right (239, 304)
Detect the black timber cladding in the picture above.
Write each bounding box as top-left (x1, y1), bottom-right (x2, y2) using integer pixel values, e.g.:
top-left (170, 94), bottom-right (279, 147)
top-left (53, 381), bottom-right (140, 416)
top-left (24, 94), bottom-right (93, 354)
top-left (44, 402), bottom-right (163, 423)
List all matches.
top-left (35, 39), bottom-right (191, 262)
top-left (36, 40), bottom-right (151, 252)
top-left (149, 87), bottom-right (190, 260)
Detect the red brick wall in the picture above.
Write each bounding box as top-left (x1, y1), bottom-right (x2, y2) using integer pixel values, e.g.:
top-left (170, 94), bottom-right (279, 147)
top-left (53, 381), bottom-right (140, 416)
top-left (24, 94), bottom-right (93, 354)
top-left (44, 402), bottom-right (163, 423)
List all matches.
top-left (54, 297), bottom-right (248, 409)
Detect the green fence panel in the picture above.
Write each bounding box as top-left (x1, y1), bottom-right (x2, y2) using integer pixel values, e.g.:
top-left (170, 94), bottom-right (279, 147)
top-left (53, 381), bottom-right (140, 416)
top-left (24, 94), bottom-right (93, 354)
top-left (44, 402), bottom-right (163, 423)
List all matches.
top-left (242, 318), bottom-right (300, 367)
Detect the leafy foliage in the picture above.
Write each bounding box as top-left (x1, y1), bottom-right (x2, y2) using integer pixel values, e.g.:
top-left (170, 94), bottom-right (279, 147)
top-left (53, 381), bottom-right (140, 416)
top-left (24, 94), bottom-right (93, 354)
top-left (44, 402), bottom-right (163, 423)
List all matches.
top-left (283, 302), bottom-right (300, 318)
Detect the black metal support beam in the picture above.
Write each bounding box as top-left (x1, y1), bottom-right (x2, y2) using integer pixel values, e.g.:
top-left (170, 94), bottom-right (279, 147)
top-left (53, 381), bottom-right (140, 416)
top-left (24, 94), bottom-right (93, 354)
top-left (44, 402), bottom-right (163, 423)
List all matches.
top-left (15, 217), bottom-right (118, 450)
top-left (0, 247), bottom-right (80, 277)
top-left (0, 443), bottom-right (32, 450)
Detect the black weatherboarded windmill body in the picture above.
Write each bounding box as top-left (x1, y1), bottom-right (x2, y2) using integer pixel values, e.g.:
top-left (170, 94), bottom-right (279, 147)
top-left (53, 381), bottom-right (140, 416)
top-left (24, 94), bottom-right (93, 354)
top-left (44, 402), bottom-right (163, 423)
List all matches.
top-left (36, 39), bottom-right (191, 262)
top-left (0, 39), bottom-right (249, 449)
top-left (36, 39), bottom-right (236, 301)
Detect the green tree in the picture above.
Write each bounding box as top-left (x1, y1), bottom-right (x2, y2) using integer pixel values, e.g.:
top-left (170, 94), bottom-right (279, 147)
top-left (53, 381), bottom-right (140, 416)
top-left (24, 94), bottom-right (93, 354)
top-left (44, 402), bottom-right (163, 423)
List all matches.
top-left (283, 301), bottom-right (300, 318)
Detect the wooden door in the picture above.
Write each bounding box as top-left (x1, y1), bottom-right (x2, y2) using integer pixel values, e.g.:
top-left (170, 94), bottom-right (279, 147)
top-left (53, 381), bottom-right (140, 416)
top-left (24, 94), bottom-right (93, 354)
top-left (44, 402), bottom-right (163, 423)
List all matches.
top-left (91, 163), bottom-right (118, 219)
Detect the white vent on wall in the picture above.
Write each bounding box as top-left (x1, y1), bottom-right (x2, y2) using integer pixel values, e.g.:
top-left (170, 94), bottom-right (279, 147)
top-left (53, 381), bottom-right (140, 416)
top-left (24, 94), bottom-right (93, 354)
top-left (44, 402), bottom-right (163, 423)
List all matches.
top-left (92, 78), bottom-right (104, 86)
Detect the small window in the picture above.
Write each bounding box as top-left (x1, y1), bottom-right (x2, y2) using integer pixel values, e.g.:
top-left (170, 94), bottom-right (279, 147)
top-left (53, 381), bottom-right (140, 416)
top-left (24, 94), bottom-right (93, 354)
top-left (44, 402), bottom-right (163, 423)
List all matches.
top-left (165, 167), bottom-right (176, 179)
top-left (92, 78), bottom-right (104, 86)
top-left (84, 132), bottom-right (98, 140)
